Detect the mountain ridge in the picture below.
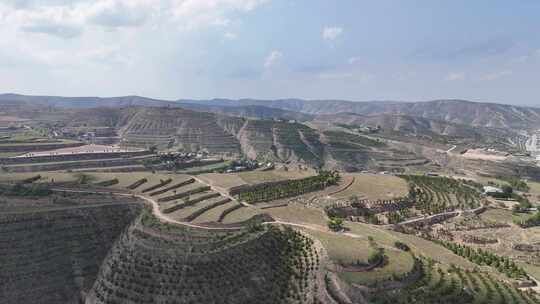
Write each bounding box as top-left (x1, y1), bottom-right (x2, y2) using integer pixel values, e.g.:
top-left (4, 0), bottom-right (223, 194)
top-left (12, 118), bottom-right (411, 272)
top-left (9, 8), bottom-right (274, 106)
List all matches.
top-left (1, 93), bottom-right (539, 131)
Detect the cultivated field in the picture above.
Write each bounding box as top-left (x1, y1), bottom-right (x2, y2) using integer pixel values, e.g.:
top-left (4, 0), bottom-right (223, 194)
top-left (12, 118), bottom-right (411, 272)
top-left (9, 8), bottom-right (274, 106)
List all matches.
top-left (235, 168), bottom-right (316, 184)
top-left (461, 149), bottom-right (509, 161)
top-left (332, 173), bottom-right (409, 200)
top-left (17, 144), bottom-right (141, 157)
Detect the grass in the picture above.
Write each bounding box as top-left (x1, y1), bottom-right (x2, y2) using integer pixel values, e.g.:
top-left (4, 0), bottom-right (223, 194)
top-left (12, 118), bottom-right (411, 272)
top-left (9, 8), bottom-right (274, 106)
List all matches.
top-left (5, 155), bottom-right (151, 167)
top-left (517, 262), bottom-right (540, 282)
top-left (0, 172), bottom-right (83, 184)
top-left (356, 222), bottom-right (477, 269)
top-left (235, 169), bottom-right (315, 184)
top-left (197, 173), bottom-right (247, 189)
top-left (333, 173), bottom-right (409, 200)
top-left (302, 226), bottom-right (415, 286)
top-left (338, 250), bottom-right (415, 285)
top-left (512, 211), bottom-right (537, 224)
top-left (480, 208), bottom-right (514, 224)
top-left (527, 181), bottom-right (540, 195)
top-left (480, 208), bottom-right (540, 234)
top-left (304, 229), bottom-right (371, 264)
top-left (165, 194), bottom-right (221, 220)
top-left (0, 138), bottom-right (79, 146)
top-left (264, 204), bottom-right (328, 226)
top-left (0, 152), bottom-right (23, 157)
top-left (174, 161), bottom-right (231, 174)
top-left (221, 206), bottom-right (262, 223)
top-left (191, 201), bottom-right (239, 223)
top-left (0, 172), bottom-right (191, 192)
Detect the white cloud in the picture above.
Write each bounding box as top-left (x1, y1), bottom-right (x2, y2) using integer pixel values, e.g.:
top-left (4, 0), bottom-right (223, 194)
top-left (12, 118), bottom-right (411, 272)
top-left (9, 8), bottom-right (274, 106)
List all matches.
top-left (86, 1), bottom-right (154, 28)
top-left (479, 70), bottom-right (512, 81)
top-left (0, 1), bottom-right (158, 39)
top-left (21, 23), bottom-right (82, 39)
top-left (264, 50), bottom-right (282, 68)
top-left (445, 72), bottom-right (466, 81)
top-left (0, 0), bottom-right (269, 38)
top-left (322, 26), bottom-right (343, 41)
top-left (170, 0), bottom-right (268, 30)
top-left (224, 31), bottom-right (238, 40)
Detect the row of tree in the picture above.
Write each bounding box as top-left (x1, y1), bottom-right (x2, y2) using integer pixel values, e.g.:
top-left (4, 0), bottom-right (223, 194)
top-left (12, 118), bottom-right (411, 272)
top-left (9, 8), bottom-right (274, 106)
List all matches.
top-left (513, 210), bottom-right (540, 228)
top-left (402, 175), bottom-right (482, 215)
top-left (238, 171), bottom-right (340, 203)
top-left (441, 241), bottom-right (528, 280)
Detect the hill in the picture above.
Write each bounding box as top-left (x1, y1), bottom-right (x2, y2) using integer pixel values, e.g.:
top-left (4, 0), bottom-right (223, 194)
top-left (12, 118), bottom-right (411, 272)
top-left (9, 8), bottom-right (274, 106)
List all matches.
top-left (3, 94), bottom-right (540, 130)
top-left (1, 202), bottom-right (142, 304)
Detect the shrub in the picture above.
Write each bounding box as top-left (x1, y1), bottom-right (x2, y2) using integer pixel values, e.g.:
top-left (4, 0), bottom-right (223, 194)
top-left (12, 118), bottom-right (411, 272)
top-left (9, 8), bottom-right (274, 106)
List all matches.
top-left (394, 241), bottom-right (410, 251)
top-left (327, 217), bottom-right (344, 231)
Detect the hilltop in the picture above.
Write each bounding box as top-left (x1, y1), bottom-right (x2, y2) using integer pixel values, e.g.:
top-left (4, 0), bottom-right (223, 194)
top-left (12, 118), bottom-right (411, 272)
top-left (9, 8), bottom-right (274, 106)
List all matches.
top-left (2, 93), bottom-right (540, 130)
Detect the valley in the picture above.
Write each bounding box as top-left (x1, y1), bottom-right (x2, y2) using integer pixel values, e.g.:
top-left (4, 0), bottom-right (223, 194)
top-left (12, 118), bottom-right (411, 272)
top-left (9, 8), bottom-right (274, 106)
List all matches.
top-left (1, 95), bottom-right (540, 304)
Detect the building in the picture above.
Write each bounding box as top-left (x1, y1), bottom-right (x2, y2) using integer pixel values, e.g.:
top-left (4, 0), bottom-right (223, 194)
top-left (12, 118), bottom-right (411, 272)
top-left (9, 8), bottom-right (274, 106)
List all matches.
top-left (483, 186), bottom-right (503, 195)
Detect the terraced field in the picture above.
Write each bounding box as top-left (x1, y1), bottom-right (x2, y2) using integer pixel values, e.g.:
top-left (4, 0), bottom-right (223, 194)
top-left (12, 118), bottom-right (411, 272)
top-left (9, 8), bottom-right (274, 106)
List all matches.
top-left (367, 259), bottom-right (540, 304)
top-left (86, 210), bottom-right (321, 304)
top-left (0, 203), bottom-right (142, 304)
top-left (120, 107), bottom-right (242, 156)
top-left (105, 172), bottom-right (262, 226)
top-left (322, 130), bottom-right (385, 170)
top-left (274, 122), bottom-right (324, 166)
top-left (332, 173), bottom-right (409, 200)
top-left (1, 154), bottom-right (158, 173)
top-left (400, 175), bottom-right (484, 214)
top-left (237, 119), bottom-right (277, 159)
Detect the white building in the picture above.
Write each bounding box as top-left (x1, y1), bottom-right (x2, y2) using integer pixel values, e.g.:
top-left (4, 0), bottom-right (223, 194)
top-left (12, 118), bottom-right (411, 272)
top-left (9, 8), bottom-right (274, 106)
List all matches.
top-left (483, 186), bottom-right (503, 194)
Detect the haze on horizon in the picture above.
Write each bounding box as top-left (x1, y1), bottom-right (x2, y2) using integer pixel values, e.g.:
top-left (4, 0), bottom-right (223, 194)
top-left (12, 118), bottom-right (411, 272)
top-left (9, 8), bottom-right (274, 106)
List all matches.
top-left (1, 0), bottom-right (539, 106)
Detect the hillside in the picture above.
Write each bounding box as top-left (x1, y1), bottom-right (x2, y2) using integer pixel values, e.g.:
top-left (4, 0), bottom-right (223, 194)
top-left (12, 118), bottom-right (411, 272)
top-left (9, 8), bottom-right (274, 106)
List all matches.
top-left (313, 113), bottom-right (522, 146)
top-left (177, 103), bottom-right (314, 122)
top-left (1, 94), bottom-right (538, 176)
top-left (3, 94), bottom-right (540, 130)
top-left (175, 98), bottom-right (540, 130)
top-left (86, 210), bottom-right (321, 304)
top-left (1, 203), bottom-right (142, 304)
top-left (119, 107), bottom-right (243, 156)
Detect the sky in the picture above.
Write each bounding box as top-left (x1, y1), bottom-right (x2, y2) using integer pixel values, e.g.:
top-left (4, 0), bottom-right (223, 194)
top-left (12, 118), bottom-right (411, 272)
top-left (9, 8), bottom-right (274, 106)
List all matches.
top-left (0, 0), bottom-right (539, 106)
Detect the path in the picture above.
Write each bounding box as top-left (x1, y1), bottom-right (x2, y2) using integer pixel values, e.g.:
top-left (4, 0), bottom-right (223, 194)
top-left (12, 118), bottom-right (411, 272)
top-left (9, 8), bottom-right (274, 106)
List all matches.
top-left (191, 175), bottom-right (254, 207)
top-left (391, 210), bottom-right (460, 226)
top-left (446, 145), bottom-right (457, 153)
top-left (51, 187), bottom-right (242, 230)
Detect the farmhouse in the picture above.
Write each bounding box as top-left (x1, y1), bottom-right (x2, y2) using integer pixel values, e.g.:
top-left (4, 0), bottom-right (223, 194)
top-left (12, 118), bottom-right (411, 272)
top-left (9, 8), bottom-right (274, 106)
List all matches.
top-left (483, 185), bottom-right (503, 195)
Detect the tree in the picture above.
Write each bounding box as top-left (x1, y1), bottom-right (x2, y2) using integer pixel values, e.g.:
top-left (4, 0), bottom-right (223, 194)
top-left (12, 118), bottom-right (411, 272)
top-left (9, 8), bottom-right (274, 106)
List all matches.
top-left (327, 217), bottom-right (344, 231)
top-left (502, 185), bottom-right (513, 195)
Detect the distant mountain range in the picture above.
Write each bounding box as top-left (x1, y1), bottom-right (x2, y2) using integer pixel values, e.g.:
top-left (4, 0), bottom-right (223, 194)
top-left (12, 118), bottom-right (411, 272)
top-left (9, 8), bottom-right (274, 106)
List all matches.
top-left (1, 93), bottom-right (539, 131)
top-left (1, 93), bottom-right (538, 173)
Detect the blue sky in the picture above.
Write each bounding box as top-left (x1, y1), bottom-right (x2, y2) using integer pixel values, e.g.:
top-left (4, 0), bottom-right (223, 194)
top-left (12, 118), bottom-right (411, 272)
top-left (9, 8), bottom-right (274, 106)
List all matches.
top-left (0, 0), bottom-right (539, 105)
